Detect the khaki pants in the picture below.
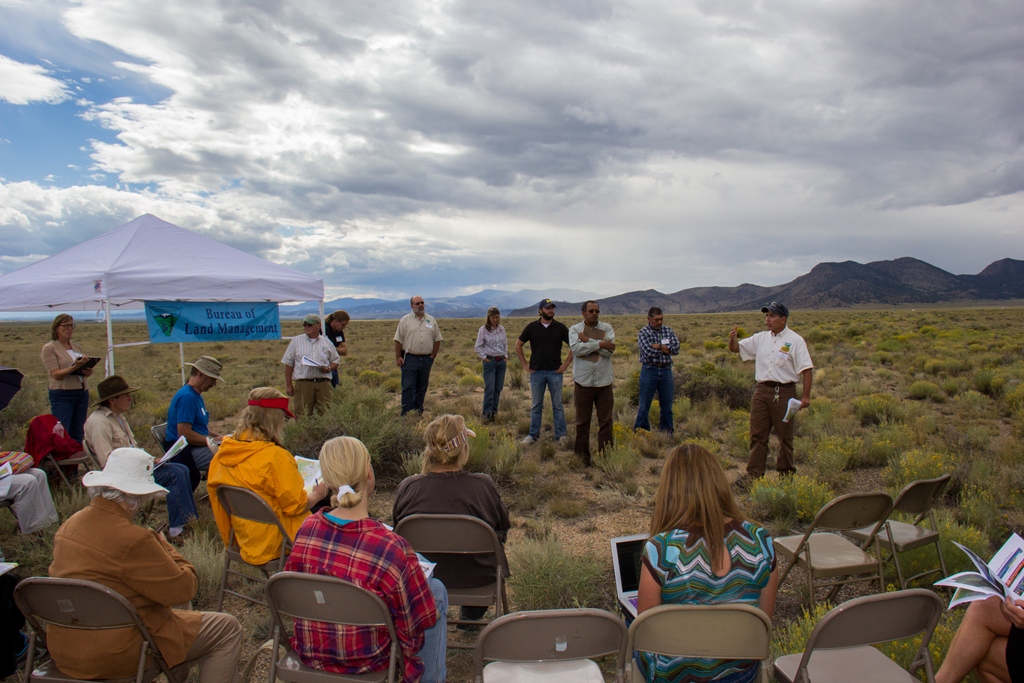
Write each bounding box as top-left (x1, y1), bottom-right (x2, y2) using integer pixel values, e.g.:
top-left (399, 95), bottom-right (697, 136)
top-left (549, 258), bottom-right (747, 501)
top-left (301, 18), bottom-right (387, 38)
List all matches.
top-left (176, 612), bottom-right (242, 683)
top-left (747, 382), bottom-right (797, 477)
top-left (292, 379), bottom-right (332, 416)
top-left (574, 383), bottom-right (614, 466)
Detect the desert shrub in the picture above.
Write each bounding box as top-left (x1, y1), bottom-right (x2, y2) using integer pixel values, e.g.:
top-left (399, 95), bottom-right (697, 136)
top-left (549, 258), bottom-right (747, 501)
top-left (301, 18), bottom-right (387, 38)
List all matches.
top-left (595, 442), bottom-right (642, 494)
top-left (876, 338), bottom-right (904, 353)
top-left (882, 449), bottom-right (948, 491)
top-left (748, 474), bottom-right (833, 523)
top-left (955, 390), bottom-right (992, 418)
top-left (457, 374), bottom-right (484, 390)
top-left (549, 498), bottom-right (587, 518)
top-left (507, 361), bottom-right (525, 391)
top-left (703, 339), bottom-right (727, 350)
top-left (1004, 383), bottom-right (1024, 414)
top-left (959, 484), bottom-right (1002, 539)
top-left (973, 370), bottom-right (1005, 397)
top-left (852, 393), bottom-right (905, 426)
top-left (805, 328), bottom-right (833, 344)
top-left (508, 537), bottom-right (611, 611)
top-left (623, 368), bottom-right (641, 405)
top-left (177, 530), bottom-right (227, 605)
top-left (770, 602), bottom-right (831, 660)
top-left (357, 370), bottom-right (384, 386)
top-left (676, 361), bottom-right (753, 410)
top-left (907, 381), bottom-right (944, 402)
top-left (465, 424), bottom-right (493, 471)
top-left (283, 379), bottom-right (419, 482)
top-left (482, 432), bottom-right (523, 484)
top-left (382, 377), bottom-right (401, 393)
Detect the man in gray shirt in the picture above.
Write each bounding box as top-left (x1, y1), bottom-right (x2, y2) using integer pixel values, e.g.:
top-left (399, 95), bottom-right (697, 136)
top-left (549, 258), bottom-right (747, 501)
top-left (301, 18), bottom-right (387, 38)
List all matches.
top-left (568, 300), bottom-right (616, 466)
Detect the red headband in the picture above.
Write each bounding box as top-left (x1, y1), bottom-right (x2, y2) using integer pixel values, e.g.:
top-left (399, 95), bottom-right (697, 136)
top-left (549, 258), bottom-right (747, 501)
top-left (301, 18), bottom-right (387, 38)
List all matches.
top-left (248, 397), bottom-right (296, 419)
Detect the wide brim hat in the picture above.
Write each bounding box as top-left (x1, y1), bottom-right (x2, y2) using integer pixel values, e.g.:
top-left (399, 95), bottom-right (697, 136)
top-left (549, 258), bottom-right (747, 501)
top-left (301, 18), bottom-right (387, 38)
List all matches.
top-left (82, 447), bottom-right (169, 496)
top-left (92, 375), bottom-right (140, 406)
top-left (186, 355), bottom-right (224, 381)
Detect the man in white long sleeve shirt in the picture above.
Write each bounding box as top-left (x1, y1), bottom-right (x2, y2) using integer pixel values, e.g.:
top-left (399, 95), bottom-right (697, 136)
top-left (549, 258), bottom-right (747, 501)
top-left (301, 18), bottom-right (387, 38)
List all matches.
top-left (568, 301), bottom-right (616, 466)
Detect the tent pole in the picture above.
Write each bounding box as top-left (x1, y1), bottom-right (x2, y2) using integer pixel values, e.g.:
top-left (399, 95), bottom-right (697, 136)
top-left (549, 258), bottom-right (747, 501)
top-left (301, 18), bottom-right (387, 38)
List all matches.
top-left (104, 298), bottom-right (114, 377)
top-left (179, 343), bottom-right (186, 385)
top-left (319, 300), bottom-right (325, 330)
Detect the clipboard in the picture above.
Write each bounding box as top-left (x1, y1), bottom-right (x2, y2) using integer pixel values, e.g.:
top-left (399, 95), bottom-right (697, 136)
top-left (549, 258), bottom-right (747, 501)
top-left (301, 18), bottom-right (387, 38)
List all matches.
top-left (69, 357), bottom-right (100, 376)
top-left (579, 326), bottom-right (604, 362)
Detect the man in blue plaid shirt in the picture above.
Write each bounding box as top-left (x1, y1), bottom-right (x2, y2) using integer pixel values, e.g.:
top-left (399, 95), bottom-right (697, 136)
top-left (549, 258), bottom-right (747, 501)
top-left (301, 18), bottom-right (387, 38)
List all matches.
top-left (634, 307), bottom-right (681, 433)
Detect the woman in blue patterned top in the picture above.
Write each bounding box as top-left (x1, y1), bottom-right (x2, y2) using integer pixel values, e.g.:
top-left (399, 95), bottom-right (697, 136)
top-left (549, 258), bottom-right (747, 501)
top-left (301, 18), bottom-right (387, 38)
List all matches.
top-left (637, 443), bottom-right (779, 683)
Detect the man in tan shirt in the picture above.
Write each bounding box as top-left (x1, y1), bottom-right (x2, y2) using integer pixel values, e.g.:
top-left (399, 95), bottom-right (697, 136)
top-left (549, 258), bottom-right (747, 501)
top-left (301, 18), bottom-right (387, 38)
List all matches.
top-left (394, 296), bottom-right (443, 415)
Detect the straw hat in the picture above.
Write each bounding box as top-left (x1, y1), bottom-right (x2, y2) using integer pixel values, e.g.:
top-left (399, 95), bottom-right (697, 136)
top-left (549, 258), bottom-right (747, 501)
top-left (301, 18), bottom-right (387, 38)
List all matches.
top-left (92, 375), bottom-right (140, 406)
top-left (82, 448), bottom-right (169, 496)
top-left (186, 355), bottom-right (224, 381)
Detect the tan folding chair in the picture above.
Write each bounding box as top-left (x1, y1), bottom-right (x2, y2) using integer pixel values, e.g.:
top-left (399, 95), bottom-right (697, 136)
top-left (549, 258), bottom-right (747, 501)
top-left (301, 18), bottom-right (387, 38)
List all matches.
top-left (215, 484), bottom-right (292, 611)
top-left (265, 571), bottom-right (400, 683)
top-left (14, 576), bottom-right (180, 683)
top-left (80, 439), bottom-right (103, 471)
top-left (149, 423), bottom-right (167, 450)
top-left (474, 608), bottom-right (628, 683)
top-left (773, 588), bottom-right (943, 683)
top-left (395, 513), bottom-right (508, 648)
top-left (43, 449), bottom-right (93, 489)
top-left (774, 491), bottom-right (893, 607)
top-left (847, 474), bottom-right (950, 589)
top-left (625, 603), bottom-right (772, 683)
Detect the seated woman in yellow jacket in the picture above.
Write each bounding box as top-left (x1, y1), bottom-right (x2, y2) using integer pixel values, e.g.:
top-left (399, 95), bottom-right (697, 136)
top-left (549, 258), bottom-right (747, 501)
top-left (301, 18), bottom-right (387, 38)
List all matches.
top-left (208, 387), bottom-right (328, 565)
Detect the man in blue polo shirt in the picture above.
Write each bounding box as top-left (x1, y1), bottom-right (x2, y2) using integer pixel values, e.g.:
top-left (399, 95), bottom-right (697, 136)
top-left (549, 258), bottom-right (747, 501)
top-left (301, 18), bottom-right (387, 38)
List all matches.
top-left (165, 355), bottom-right (223, 490)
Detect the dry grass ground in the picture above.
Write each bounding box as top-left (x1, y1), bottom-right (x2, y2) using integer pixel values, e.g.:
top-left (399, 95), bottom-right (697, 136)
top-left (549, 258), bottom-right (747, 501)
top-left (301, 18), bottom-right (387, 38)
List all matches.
top-left (2, 307), bottom-right (1023, 682)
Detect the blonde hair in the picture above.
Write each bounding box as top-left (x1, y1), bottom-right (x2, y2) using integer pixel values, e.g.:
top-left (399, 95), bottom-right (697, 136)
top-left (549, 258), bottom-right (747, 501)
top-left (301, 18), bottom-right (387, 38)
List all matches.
top-left (421, 414), bottom-right (470, 474)
top-left (650, 443), bottom-right (747, 568)
top-left (51, 314), bottom-right (74, 341)
top-left (319, 436), bottom-right (371, 508)
top-left (234, 387), bottom-right (287, 445)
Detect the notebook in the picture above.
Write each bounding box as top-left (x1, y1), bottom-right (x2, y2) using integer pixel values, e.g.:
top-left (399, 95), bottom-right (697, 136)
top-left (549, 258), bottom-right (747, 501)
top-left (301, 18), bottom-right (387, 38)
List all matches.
top-left (610, 533), bottom-right (647, 620)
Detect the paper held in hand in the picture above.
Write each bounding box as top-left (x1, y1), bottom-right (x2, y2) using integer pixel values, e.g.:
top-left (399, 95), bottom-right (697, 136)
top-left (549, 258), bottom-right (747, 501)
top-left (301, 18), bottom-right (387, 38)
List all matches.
top-left (301, 356), bottom-right (322, 367)
top-left (0, 462), bottom-right (12, 480)
top-left (295, 456), bottom-right (322, 493)
top-left (935, 533), bottom-right (1024, 609)
top-left (782, 398), bottom-right (802, 423)
top-left (156, 435), bottom-right (188, 469)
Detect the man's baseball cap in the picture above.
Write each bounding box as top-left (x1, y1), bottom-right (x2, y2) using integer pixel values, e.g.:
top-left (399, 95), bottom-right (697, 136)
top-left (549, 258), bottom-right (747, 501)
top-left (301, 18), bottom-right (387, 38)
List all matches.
top-left (302, 314), bottom-right (320, 326)
top-left (538, 299), bottom-right (556, 309)
top-left (761, 301), bottom-right (789, 317)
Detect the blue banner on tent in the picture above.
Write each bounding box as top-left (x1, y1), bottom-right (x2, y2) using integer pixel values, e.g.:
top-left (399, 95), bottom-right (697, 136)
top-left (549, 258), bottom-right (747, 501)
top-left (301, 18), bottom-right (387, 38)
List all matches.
top-left (145, 301), bottom-right (282, 343)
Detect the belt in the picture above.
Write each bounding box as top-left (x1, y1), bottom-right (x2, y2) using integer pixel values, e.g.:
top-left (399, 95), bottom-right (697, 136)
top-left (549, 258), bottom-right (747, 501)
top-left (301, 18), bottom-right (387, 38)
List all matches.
top-left (405, 353), bottom-right (431, 357)
top-left (297, 378), bottom-right (329, 383)
top-left (759, 381), bottom-right (794, 387)
top-left (486, 356), bottom-right (506, 361)
top-left (643, 362), bottom-right (672, 368)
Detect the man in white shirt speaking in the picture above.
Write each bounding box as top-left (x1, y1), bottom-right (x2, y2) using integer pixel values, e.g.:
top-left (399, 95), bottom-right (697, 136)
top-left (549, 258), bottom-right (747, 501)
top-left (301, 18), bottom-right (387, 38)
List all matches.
top-left (728, 301), bottom-right (813, 480)
top-left (282, 314), bottom-right (340, 416)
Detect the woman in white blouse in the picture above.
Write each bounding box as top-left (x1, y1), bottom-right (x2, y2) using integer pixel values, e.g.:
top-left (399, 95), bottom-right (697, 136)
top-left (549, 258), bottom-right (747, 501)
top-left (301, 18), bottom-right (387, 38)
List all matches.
top-left (474, 307), bottom-right (508, 422)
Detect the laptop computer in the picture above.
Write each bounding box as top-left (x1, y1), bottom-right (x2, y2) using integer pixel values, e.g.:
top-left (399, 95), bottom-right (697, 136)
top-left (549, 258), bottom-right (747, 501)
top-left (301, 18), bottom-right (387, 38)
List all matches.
top-left (610, 533), bottom-right (647, 621)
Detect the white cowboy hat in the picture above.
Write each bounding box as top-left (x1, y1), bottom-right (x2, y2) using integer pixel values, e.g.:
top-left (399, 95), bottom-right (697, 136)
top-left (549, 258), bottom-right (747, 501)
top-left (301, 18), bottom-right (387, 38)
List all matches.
top-left (82, 447), bottom-right (169, 496)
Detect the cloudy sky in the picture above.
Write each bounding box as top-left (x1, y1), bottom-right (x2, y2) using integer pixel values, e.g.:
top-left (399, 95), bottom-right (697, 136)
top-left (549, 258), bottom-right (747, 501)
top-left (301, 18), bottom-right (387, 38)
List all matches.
top-left (1, 0), bottom-right (1022, 301)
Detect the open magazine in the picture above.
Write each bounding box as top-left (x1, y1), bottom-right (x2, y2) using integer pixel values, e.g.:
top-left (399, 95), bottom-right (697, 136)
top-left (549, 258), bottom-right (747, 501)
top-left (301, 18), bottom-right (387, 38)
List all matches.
top-left (295, 456), bottom-right (322, 492)
top-left (155, 436), bottom-right (188, 469)
top-left (935, 533), bottom-right (1024, 609)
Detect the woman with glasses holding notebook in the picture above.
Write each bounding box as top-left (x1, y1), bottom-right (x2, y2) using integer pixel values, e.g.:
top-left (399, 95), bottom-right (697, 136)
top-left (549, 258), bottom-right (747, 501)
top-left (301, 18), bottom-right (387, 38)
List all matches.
top-left (40, 313), bottom-right (95, 443)
top-left (636, 443), bottom-right (779, 683)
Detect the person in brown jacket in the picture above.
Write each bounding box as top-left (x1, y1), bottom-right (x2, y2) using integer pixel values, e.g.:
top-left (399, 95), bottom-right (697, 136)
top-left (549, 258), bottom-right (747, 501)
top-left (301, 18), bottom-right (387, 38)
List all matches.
top-left (48, 447), bottom-right (241, 682)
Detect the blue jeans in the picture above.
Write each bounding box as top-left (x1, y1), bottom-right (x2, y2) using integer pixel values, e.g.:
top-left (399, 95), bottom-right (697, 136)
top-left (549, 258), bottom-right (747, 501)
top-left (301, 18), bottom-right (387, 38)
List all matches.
top-left (48, 389), bottom-right (90, 444)
top-left (634, 364), bottom-right (675, 433)
top-left (401, 354), bottom-right (434, 415)
top-left (419, 578), bottom-right (448, 683)
top-left (529, 370), bottom-right (567, 440)
top-left (481, 359), bottom-right (506, 417)
top-left (154, 462), bottom-right (198, 529)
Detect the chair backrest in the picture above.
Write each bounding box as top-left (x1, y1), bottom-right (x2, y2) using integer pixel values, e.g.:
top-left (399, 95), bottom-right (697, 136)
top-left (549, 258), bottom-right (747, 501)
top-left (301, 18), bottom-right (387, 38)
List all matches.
top-left (150, 423), bottom-right (168, 449)
top-left (892, 474), bottom-right (951, 517)
top-left (812, 491), bottom-right (893, 533)
top-left (394, 514), bottom-right (504, 578)
top-left (265, 572), bottom-right (400, 681)
top-left (628, 603), bottom-right (772, 662)
top-left (796, 589), bottom-right (943, 676)
top-left (216, 485), bottom-right (291, 539)
top-left (80, 439), bottom-right (103, 470)
top-left (14, 577), bottom-right (177, 679)
top-left (475, 608), bottom-right (628, 676)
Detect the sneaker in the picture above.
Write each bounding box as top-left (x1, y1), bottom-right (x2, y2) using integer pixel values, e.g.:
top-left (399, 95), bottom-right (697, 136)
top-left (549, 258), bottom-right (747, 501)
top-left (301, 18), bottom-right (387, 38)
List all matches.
top-left (521, 435), bottom-right (536, 445)
top-left (558, 435), bottom-right (573, 449)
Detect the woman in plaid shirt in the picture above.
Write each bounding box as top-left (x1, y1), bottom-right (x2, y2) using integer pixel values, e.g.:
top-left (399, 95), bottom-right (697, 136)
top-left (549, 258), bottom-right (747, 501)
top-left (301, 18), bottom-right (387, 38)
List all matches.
top-left (284, 437), bottom-right (448, 682)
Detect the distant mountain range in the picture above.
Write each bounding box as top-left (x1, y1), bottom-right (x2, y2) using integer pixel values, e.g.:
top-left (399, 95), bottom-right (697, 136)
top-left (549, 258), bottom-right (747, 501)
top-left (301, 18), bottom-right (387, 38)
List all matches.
top-left (281, 288), bottom-right (602, 320)
top-left (506, 257), bottom-right (1024, 317)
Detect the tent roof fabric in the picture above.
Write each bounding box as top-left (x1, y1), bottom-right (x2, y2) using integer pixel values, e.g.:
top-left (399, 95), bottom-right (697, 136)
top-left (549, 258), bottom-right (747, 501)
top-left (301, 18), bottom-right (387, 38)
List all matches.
top-left (0, 214), bottom-right (323, 311)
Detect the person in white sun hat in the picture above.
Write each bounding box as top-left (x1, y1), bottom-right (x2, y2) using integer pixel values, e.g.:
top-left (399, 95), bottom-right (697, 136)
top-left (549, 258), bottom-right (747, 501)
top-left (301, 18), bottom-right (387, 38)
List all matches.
top-left (47, 448), bottom-right (242, 682)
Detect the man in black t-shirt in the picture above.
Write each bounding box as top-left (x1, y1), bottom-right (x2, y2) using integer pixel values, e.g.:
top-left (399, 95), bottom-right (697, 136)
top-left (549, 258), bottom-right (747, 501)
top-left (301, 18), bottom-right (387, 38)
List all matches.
top-left (325, 309), bottom-right (349, 388)
top-left (514, 299), bottom-right (573, 445)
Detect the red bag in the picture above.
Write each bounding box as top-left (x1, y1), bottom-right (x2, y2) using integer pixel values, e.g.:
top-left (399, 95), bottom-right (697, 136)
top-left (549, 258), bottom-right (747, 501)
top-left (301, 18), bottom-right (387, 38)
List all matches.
top-left (0, 451), bottom-right (33, 474)
top-left (24, 414), bottom-right (83, 467)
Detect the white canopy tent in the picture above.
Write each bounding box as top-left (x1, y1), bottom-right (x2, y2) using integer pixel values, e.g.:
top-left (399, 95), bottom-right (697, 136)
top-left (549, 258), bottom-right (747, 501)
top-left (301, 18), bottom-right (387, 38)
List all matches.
top-left (0, 214), bottom-right (324, 375)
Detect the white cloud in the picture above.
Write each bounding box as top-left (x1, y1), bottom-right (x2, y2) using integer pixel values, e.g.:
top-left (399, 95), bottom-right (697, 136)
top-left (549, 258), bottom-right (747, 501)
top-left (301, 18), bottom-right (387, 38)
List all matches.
top-left (0, 53), bottom-right (69, 104)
